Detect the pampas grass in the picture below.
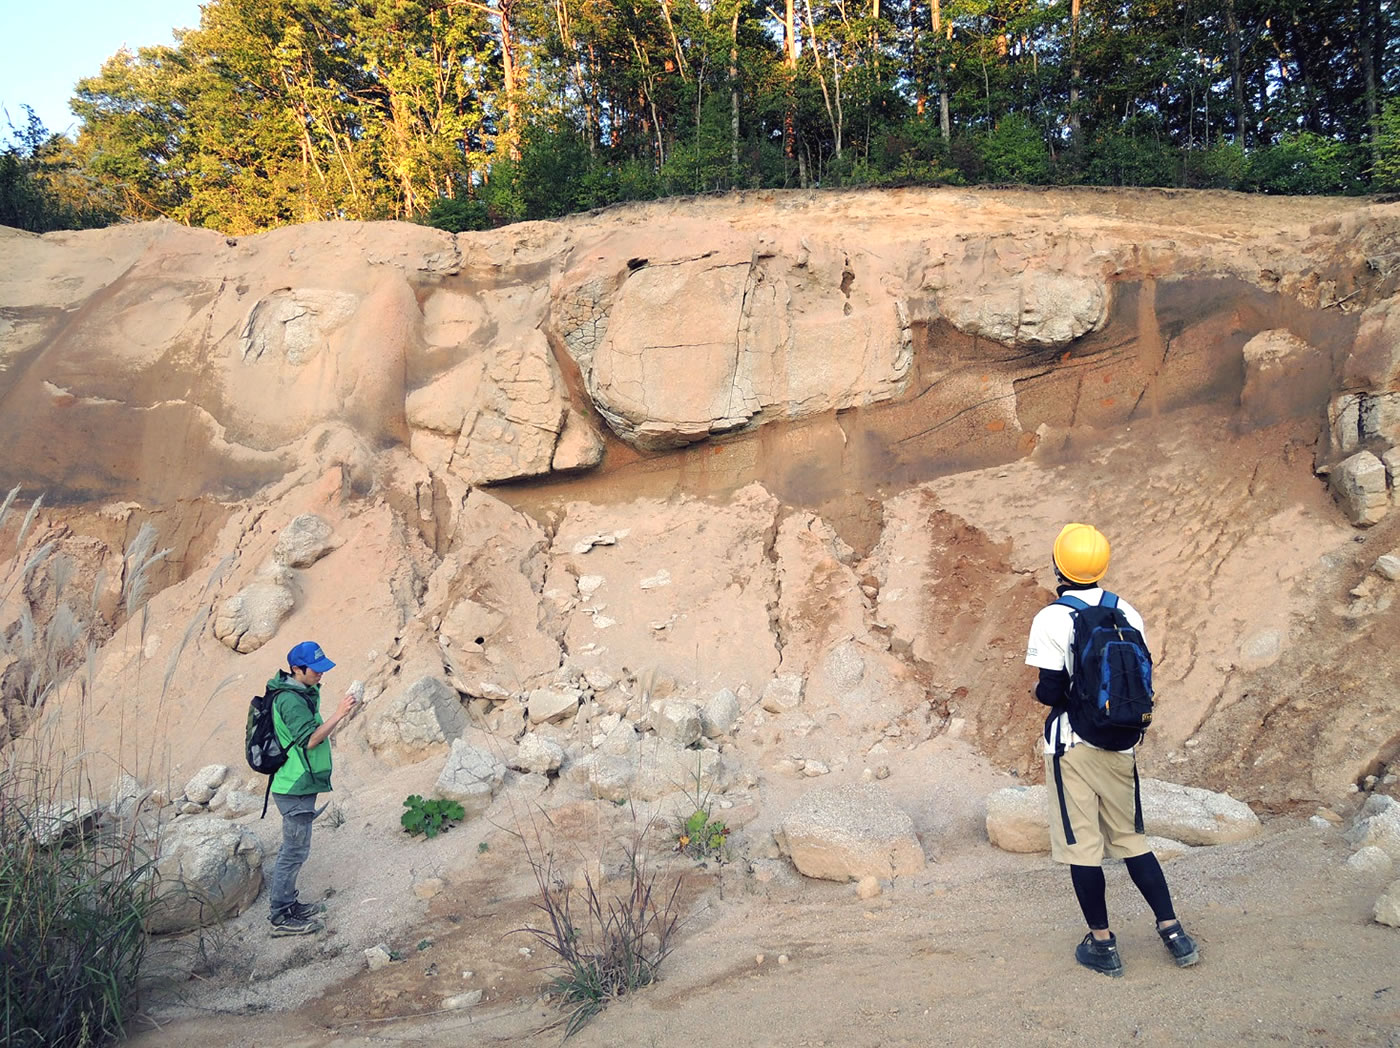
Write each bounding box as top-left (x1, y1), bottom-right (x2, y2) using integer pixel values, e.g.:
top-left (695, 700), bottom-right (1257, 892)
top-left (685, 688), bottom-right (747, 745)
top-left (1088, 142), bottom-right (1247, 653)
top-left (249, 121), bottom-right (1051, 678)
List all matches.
top-left (0, 488), bottom-right (169, 1048)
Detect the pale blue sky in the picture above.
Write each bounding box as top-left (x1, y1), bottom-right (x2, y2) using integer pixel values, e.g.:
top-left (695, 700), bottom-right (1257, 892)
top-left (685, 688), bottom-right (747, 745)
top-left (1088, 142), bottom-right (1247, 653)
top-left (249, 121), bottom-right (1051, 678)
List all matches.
top-left (1, 0), bottom-right (204, 140)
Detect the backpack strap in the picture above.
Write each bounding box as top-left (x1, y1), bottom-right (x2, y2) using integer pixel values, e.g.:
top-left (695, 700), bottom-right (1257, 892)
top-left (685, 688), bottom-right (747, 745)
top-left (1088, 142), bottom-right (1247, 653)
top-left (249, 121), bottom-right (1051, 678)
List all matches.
top-left (261, 777), bottom-right (272, 820)
top-left (1054, 593), bottom-right (1090, 612)
top-left (1132, 760), bottom-right (1145, 834)
top-left (1051, 742), bottom-right (1076, 846)
top-left (1100, 591), bottom-right (1119, 609)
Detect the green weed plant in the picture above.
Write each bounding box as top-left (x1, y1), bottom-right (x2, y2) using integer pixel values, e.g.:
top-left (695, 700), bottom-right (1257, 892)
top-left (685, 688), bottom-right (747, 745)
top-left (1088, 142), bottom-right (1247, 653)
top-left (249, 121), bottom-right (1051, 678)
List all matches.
top-left (400, 795), bottom-right (465, 839)
top-left (674, 807), bottom-right (730, 861)
top-left (672, 755), bottom-right (729, 862)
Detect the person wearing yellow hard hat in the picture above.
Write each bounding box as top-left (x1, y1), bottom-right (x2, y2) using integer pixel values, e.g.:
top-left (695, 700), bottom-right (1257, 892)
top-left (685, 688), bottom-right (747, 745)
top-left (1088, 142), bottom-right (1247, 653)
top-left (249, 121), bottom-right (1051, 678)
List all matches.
top-left (1024, 524), bottom-right (1199, 977)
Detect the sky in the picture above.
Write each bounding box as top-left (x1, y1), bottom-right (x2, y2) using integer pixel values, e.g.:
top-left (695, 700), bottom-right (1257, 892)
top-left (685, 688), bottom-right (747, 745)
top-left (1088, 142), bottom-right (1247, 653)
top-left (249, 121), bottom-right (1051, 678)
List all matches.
top-left (0, 0), bottom-right (204, 140)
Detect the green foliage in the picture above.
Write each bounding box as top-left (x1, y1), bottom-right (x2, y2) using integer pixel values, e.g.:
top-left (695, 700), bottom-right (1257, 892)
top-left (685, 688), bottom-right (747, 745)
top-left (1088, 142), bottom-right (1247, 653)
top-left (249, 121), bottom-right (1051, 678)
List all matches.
top-left (400, 795), bottom-right (465, 839)
top-left (1372, 100), bottom-right (1400, 192)
top-left (0, 772), bottom-right (157, 1048)
top-left (423, 195), bottom-right (492, 233)
top-left (671, 756), bottom-right (729, 862)
top-left (51, 0), bottom-right (1400, 232)
top-left (674, 807), bottom-right (730, 860)
top-left (0, 107), bottom-right (114, 233)
top-left (1078, 118), bottom-right (1181, 188)
top-left (979, 114), bottom-right (1051, 185)
top-left (1184, 140), bottom-right (1248, 190)
top-left (1242, 132), bottom-right (1367, 196)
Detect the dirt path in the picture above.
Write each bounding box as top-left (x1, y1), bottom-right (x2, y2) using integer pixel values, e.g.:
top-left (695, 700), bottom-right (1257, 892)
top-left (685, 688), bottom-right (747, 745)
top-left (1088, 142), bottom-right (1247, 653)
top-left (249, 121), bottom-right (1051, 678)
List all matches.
top-left (126, 805), bottom-right (1400, 1048)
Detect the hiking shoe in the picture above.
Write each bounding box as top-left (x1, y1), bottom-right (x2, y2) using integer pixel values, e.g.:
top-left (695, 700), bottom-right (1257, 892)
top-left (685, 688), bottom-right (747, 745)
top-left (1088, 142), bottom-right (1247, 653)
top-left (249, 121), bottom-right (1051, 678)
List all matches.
top-left (1075, 932), bottom-right (1124, 978)
top-left (269, 910), bottom-right (323, 937)
top-left (286, 900), bottom-right (327, 920)
top-left (1158, 922), bottom-right (1199, 967)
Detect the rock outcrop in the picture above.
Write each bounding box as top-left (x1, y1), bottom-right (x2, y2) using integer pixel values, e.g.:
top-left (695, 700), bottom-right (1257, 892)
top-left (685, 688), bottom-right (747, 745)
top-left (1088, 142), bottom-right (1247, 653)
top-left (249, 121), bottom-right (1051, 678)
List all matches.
top-left (778, 783), bottom-right (925, 881)
top-left (145, 816), bottom-right (264, 934)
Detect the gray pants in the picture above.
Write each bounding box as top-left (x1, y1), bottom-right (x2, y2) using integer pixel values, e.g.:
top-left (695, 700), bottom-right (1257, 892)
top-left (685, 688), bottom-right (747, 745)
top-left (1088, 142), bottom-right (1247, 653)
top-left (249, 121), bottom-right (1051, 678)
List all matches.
top-left (269, 792), bottom-right (319, 915)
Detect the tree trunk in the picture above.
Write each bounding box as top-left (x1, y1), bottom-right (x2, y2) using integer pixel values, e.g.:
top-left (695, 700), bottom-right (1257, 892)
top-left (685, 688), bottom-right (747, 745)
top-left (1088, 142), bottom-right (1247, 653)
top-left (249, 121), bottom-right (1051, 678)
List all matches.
top-left (933, 0), bottom-right (949, 139)
top-left (730, 4), bottom-right (741, 172)
top-left (1224, 0), bottom-right (1246, 145)
top-left (500, 0), bottom-right (520, 160)
top-left (659, 0), bottom-right (690, 81)
top-left (1069, 0), bottom-right (1081, 142)
top-left (804, 0), bottom-right (841, 158)
top-left (1361, 0), bottom-right (1380, 157)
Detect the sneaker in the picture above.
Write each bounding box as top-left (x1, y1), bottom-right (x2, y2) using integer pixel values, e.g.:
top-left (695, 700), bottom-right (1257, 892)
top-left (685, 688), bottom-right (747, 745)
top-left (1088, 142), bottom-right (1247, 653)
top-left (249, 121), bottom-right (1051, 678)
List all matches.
top-left (1158, 922), bottom-right (1199, 967)
top-left (1075, 932), bottom-right (1124, 978)
top-left (286, 900), bottom-right (327, 919)
top-left (269, 910), bottom-right (324, 937)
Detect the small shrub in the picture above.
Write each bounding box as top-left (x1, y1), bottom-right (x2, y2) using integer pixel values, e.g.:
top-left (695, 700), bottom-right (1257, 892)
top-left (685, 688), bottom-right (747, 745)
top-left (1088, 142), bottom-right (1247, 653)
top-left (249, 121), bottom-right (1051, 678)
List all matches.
top-left (520, 820), bottom-right (681, 1037)
top-left (1078, 118), bottom-right (1180, 188)
top-left (422, 195), bottom-right (490, 233)
top-left (400, 795), bottom-right (465, 839)
top-left (979, 113), bottom-right (1052, 184)
top-left (1372, 98), bottom-right (1400, 191)
top-left (1243, 132), bottom-right (1365, 195)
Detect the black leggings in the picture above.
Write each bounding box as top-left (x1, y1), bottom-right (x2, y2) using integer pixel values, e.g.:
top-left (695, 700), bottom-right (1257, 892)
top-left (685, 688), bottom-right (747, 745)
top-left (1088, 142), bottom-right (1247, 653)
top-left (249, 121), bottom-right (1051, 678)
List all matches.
top-left (1070, 853), bottom-right (1177, 930)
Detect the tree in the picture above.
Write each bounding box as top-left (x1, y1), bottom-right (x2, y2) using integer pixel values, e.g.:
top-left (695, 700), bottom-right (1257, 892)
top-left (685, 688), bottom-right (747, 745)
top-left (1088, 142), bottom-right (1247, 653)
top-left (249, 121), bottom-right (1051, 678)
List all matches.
top-left (0, 107), bottom-right (115, 232)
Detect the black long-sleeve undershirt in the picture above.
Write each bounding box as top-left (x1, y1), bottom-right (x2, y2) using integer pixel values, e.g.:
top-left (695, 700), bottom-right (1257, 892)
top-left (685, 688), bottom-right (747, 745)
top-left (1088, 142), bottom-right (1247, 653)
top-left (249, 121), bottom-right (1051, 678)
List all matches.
top-left (1035, 667), bottom-right (1070, 707)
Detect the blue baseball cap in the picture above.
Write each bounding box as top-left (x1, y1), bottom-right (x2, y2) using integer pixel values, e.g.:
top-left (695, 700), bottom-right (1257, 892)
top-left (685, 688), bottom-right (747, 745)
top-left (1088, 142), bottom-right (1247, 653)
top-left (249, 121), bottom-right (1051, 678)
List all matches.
top-left (287, 641), bottom-right (335, 672)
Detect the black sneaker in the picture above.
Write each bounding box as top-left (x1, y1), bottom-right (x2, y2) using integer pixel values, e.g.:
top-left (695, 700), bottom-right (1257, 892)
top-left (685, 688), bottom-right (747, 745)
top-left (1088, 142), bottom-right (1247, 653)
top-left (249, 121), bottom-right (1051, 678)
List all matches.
top-left (1158, 922), bottom-right (1199, 967)
top-left (286, 900), bottom-right (327, 920)
top-left (269, 909), bottom-right (324, 937)
top-left (1075, 932), bottom-right (1124, 977)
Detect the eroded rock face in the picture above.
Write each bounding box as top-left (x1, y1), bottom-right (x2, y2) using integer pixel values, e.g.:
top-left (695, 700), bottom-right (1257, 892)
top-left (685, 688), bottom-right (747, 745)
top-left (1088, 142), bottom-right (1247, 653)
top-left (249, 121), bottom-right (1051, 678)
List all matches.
top-left (8, 191), bottom-right (1400, 869)
top-left (1331, 451), bottom-right (1390, 527)
top-left (1241, 330), bottom-right (1330, 429)
top-left (3, 192), bottom-right (1395, 503)
top-left (932, 271), bottom-right (1108, 346)
top-left (213, 578), bottom-right (296, 653)
top-left (428, 490), bottom-right (561, 694)
top-left (434, 739), bottom-right (506, 818)
top-left (545, 483), bottom-right (782, 695)
top-left (274, 514), bottom-right (340, 568)
top-left (366, 677), bottom-right (468, 766)
top-left (562, 244), bottom-right (913, 450)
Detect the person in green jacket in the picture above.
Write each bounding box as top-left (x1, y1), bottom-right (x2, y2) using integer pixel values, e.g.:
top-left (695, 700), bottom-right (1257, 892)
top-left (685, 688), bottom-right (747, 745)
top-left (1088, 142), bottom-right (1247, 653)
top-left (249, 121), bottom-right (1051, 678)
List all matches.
top-left (266, 641), bottom-right (355, 937)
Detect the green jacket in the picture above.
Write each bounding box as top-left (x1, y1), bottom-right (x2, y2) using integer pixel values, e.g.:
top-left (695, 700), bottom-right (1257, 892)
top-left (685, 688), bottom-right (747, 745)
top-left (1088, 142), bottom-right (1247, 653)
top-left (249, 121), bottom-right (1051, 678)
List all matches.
top-left (268, 671), bottom-right (333, 795)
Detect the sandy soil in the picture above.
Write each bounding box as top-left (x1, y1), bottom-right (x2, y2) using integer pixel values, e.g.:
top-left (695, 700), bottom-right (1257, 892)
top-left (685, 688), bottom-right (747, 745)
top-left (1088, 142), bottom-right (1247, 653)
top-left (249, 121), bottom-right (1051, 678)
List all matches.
top-left (123, 727), bottom-right (1400, 1048)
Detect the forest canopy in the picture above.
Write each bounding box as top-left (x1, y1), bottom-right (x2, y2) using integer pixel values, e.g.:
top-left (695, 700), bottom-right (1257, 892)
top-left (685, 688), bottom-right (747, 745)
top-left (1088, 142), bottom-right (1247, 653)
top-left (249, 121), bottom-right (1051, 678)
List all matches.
top-left (4, 0), bottom-right (1399, 235)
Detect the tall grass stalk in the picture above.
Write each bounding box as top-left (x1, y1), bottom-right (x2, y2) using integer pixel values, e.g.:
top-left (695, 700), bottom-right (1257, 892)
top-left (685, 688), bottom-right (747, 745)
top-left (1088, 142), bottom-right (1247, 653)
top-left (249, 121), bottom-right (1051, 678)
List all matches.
top-left (517, 809), bottom-right (682, 1037)
top-left (1, 748), bottom-right (157, 1048)
top-left (0, 490), bottom-right (171, 1047)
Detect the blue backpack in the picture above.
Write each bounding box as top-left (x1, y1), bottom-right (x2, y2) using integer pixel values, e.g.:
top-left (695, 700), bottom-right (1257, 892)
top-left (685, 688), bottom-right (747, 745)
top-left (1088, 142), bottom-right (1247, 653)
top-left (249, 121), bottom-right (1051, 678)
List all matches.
top-left (1054, 592), bottom-right (1154, 751)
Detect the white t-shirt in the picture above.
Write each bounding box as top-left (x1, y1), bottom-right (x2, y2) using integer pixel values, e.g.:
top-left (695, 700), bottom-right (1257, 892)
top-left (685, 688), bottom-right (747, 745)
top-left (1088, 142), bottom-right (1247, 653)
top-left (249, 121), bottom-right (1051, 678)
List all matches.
top-left (1025, 587), bottom-right (1148, 754)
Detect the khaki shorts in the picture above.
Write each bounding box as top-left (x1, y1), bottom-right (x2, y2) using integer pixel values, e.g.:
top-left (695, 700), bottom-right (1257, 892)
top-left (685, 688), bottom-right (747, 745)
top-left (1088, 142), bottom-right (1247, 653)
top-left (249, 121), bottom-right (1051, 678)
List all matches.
top-left (1046, 743), bottom-right (1150, 865)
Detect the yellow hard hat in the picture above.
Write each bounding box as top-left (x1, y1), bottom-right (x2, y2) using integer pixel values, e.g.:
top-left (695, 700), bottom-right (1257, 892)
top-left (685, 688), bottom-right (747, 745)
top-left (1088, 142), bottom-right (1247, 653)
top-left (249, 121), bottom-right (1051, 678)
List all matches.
top-left (1052, 523), bottom-right (1111, 584)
